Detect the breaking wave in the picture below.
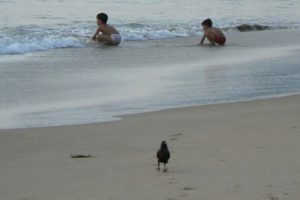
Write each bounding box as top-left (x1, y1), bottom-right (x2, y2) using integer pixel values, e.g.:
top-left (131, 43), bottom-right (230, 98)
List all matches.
top-left (0, 23), bottom-right (293, 55)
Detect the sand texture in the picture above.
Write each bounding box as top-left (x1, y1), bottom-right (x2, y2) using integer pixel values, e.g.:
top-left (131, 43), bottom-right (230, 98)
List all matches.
top-left (1, 95), bottom-right (300, 200)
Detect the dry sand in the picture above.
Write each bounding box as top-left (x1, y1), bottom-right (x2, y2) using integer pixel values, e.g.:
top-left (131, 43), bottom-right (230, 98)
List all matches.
top-left (1, 95), bottom-right (300, 200)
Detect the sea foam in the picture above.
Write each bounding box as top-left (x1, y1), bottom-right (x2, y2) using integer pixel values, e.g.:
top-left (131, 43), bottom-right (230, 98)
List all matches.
top-left (0, 36), bottom-right (84, 55)
top-left (0, 22), bottom-right (291, 55)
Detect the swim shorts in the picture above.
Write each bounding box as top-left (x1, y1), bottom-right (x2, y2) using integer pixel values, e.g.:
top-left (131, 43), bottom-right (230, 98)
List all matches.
top-left (215, 35), bottom-right (226, 45)
top-left (111, 34), bottom-right (122, 45)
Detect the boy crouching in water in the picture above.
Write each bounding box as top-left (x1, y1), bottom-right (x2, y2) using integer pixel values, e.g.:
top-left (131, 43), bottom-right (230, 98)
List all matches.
top-left (199, 18), bottom-right (226, 46)
top-left (91, 13), bottom-right (121, 46)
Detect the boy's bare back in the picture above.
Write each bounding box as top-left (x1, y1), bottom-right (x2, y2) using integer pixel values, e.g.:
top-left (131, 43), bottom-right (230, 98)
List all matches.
top-left (99, 24), bottom-right (119, 36)
top-left (205, 27), bottom-right (225, 38)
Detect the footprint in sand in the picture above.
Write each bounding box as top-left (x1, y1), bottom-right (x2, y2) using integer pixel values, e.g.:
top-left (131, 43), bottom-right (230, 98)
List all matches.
top-left (168, 177), bottom-right (178, 184)
top-left (181, 186), bottom-right (195, 191)
top-left (178, 193), bottom-right (188, 198)
top-left (177, 186), bottom-right (196, 198)
top-left (234, 184), bottom-right (243, 192)
top-left (268, 196), bottom-right (280, 200)
top-left (169, 133), bottom-right (183, 141)
top-left (173, 133), bottom-right (183, 137)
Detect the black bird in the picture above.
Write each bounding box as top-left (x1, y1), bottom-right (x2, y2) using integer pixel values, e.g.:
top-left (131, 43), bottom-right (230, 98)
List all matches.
top-left (157, 141), bottom-right (170, 172)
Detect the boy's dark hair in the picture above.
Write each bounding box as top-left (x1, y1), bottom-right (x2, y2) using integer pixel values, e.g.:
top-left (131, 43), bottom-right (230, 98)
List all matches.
top-left (97, 13), bottom-right (108, 24)
top-left (202, 18), bottom-right (213, 27)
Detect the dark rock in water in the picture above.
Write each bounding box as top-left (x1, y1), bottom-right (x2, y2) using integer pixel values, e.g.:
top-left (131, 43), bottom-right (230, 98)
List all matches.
top-left (157, 141), bottom-right (170, 172)
top-left (236, 24), bottom-right (270, 32)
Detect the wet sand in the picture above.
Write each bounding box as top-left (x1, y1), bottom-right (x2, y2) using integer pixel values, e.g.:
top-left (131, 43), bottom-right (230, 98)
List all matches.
top-left (1, 29), bottom-right (300, 129)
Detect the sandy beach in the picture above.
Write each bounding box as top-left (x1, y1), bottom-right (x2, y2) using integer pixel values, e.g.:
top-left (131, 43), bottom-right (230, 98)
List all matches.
top-left (1, 94), bottom-right (300, 200)
top-left (1, 0), bottom-right (300, 199)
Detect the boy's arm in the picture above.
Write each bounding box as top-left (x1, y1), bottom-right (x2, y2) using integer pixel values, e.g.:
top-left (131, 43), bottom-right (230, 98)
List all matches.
top-left (199, 35), bottom-right (206, 45)
top-left (91, 26), bottom-right (101, 40)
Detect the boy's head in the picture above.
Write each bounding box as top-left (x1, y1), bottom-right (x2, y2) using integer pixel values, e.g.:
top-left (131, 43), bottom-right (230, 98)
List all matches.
top-left (96, 13), bottom-right (108, 25)
top-left (202, 18), bottom-right (213, 29)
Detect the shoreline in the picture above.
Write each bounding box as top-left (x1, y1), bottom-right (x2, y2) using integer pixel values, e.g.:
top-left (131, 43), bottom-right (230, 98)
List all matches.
top-left (1, 27), bottom-right (300, 56)
top-left (1, 94), bottom-right (300, 200)
top-left (1, 28), bottom-right (300, 129)
top-left (1, 93), bottom-right (300, 132)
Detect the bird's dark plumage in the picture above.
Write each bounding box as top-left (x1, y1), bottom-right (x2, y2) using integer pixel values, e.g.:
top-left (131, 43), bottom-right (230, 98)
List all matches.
top-left (157, 141), bottom-right (170, 172)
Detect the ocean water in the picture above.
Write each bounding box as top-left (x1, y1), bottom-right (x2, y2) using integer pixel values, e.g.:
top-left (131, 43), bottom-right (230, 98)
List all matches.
top-left (1, 0), bottom-right (300, 54)
top-left (1, 0), bottom-right (300, 129)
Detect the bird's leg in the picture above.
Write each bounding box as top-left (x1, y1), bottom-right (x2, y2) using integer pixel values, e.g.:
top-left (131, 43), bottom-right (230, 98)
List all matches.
top-left (163, 163), bottom-right (167, 172)
top-left (157, 161), bottom-right (160, 171)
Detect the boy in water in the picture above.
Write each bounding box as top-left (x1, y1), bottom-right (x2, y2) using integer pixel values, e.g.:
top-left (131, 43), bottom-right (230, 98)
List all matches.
top-left (91, 13), bottom-right (121, 46)
top-left (199, 18), bottom-right (226, 46)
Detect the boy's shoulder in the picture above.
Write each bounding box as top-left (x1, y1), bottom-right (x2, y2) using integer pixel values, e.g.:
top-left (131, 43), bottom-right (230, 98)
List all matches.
top-left (212, 27), bottom-right (224, 33)
top-left (204, 27), bottom-right (214, 32)
top-left (101, 24), bottom-right (115, 29)
top-left (211, 27), bottom-right (220, 31)
top-left (99, 24), bottom-right (110, 30)
top-left (100, 24), bottom-right (119, 34)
